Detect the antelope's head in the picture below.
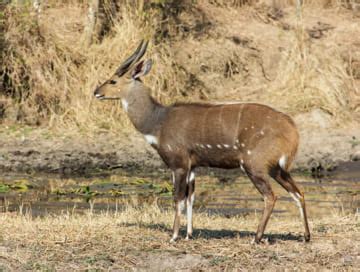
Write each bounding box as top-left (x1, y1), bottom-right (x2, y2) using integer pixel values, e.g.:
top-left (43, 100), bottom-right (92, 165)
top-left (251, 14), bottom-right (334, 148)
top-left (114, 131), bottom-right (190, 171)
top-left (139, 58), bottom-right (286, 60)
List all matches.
top-left (94, 40), bottom-right (153, 101)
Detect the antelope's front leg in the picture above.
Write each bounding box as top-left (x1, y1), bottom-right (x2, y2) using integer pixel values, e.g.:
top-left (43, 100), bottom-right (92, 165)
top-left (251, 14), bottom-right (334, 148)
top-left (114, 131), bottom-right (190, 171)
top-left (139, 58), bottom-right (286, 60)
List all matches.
top-left (170, 168), bottom-right (188, 243)
top-left (185, 171), bottom-right (195, 240)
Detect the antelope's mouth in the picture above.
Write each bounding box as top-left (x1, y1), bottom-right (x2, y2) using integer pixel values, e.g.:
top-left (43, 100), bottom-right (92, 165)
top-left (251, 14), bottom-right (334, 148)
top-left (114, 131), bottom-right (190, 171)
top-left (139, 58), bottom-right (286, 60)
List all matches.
top-left (94, 94), bottom-right (121, 100)
top-left (95, 93), bottom-right (105, 100)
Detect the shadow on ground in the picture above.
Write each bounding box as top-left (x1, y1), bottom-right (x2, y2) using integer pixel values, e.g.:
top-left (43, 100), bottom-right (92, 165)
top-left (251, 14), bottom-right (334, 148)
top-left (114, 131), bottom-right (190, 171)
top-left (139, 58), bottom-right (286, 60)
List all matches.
top-left (119, 222), bottom-right (304, 243)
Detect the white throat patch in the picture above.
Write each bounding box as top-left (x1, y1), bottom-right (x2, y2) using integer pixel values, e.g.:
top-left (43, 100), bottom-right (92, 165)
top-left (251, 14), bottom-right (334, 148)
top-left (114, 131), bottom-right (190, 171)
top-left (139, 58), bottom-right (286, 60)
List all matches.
top-left (121, 99), bottom-right (128, 112)
top-left (144, 134), bottom-right (158, 145)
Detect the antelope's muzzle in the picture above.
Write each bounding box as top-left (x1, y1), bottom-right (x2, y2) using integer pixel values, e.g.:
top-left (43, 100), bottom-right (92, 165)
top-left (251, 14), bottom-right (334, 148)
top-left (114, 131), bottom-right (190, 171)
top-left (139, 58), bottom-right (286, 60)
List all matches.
top-left (94, 87), bottom-right (105, 100)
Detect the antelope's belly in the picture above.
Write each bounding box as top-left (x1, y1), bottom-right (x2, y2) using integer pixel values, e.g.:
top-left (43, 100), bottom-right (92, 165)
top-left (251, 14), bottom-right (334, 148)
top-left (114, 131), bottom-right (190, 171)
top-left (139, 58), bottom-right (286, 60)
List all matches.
top-left (191, 145), bottom-right (241, 169)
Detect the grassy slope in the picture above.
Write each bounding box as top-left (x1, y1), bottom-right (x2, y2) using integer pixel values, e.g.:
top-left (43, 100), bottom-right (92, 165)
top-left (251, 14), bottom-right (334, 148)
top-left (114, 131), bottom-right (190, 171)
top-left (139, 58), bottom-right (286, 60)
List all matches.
top-left (1, 1), bottom-right (359, 130)
top-left (0, 206), bottom-right (359, 270)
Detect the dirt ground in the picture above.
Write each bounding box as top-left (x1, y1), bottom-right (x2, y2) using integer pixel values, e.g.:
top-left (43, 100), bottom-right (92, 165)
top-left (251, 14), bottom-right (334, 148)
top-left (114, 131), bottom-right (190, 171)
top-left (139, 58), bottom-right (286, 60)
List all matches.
top-left (0, 206), bottom-right (359, 271)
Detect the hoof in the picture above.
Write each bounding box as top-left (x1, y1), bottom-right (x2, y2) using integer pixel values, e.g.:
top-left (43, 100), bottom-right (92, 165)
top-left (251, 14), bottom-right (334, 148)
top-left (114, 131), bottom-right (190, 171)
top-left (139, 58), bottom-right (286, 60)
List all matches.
top-left (304, 233), bottom-right (311, 242)
top-left (251, 237), bottom-right (268, 245)
top-left (185, 234), bottom-right (192, 241)
top-left (170, 237), bottom-right (178, 243)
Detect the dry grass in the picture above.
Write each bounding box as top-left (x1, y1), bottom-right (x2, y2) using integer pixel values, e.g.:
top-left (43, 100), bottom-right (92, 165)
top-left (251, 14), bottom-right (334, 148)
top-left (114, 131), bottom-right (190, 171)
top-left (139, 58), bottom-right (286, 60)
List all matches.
top-left (2, 1), bottom-right (181, 131)
top-left (265, 8), bottom-right (357, 119)
top-left (1, 0), bottom-right (360, 132)
top-left (0, 205), bottom-right (359, 270)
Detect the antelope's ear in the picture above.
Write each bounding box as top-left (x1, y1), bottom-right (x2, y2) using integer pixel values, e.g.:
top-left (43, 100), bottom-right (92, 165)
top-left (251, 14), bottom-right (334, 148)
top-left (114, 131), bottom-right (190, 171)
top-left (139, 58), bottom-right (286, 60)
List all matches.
top-left (131, 59), bottom-right (153, 79)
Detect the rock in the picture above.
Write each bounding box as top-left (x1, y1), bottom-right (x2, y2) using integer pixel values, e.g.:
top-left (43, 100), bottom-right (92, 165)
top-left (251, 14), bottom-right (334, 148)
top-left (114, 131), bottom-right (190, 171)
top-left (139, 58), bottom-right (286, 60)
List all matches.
top-left (350, 150), bottom-right (360, 161)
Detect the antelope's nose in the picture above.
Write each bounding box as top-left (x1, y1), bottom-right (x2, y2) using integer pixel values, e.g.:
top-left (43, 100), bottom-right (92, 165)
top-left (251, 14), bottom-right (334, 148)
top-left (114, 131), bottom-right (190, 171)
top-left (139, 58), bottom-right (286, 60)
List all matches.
top-left (94, 87), bottom-right (104, 99)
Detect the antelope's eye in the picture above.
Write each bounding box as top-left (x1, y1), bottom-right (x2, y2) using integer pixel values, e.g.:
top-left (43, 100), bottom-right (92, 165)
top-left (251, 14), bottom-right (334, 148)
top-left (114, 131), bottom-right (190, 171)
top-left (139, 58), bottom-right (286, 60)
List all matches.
top-left (109, 80), bottom-right (117, 85)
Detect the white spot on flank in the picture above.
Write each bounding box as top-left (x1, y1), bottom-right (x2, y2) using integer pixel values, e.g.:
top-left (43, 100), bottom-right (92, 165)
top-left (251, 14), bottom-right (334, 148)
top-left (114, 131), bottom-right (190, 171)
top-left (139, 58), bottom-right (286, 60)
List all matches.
top-left (206, 144), bottom-right (212, 149)
top-left (251, 126), bottom-right (254, 129)
top-left (167, 144), bottom-right (172, 151)
top-left (241, 143), bottom-right (245, 147)
top-left (223, 144), bottom-right (230, 148)
top-left (260, 130), bottom-right (264, 135)
top-left (247, 150), bottom-right (251, 155)
top-left (279, 155), bottom-right (287, 169)
top-left (121, 99), bottom-right (128, 112)
top-left (216, 144), bottom-right (222, 149)
top-left (200, 144), bottom-right (205, 149)
top-left (233, 146), bottom-right (238, 150)
top-left (235, 139), bottom-right (239, 143)
top-left (245, 127), bottom-right (248, 130)
top-left (144, 135), bottom-right (158, 145)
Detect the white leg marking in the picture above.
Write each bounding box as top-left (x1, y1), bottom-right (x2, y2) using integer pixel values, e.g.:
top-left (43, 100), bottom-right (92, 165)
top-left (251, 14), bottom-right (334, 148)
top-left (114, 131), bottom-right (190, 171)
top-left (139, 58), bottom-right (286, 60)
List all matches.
top-left (279, 155), bottom-right (287, 169)
top-left (240, 159), bottom-right (244, 164)
top-left (290, 192), bottom-right (304, 219)
top-left (171, 171), bottom-right (175, 185)
top-left (189, 171), bottom-right (195, 182)
top-left (170, 234), bottom-right (178, 243)
top-left (170, 199), bottom-right (185, 243)
top-left (121, 99), bottom-right (128, 112)
top-left (178, 199), bottom-right (185, 214)
top-left (144, 135), bottom-right (158, 145)
top-left (240, 164), bottom-right (245, 172)
top-left (167, 144), bottom-right (172, 151)
top-left (186, 193), bottom-right (195, 240)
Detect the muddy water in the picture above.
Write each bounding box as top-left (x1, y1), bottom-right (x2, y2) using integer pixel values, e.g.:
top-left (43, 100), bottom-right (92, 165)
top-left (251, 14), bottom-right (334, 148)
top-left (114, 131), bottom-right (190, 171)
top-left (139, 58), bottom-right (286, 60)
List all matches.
top-left (0, 164), bottom-right (359, 218)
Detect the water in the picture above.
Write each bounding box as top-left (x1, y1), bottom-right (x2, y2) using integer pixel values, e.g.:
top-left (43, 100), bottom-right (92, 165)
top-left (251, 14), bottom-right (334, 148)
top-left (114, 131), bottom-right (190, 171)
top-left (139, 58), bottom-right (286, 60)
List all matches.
top-left (0, 164), bottom-right (359, 218)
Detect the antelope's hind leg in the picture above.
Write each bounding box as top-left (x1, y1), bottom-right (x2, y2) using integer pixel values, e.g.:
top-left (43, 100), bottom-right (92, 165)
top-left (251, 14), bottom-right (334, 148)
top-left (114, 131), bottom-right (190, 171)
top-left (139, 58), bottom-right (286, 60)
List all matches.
top-left (246, 170), bottom-right (277, 243)
top-left (271, 168), bottom-right (311, 242)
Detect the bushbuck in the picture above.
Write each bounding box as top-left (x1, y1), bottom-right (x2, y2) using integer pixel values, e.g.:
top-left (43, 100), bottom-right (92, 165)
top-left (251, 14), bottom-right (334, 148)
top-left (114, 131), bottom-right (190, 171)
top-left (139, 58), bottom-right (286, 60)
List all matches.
top-left (94, 40), bottom-right (311, 243)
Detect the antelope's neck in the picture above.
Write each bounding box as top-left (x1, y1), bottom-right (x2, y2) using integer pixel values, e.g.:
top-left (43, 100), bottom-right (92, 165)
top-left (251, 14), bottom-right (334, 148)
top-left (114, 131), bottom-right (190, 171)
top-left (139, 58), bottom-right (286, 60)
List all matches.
top-left (124, 82), bottom-right (167, 135)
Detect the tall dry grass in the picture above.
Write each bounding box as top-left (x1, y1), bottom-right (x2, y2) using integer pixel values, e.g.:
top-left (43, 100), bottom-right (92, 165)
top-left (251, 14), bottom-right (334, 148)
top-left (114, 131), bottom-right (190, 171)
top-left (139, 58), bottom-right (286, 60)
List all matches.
top-left (265, 6), bottom-right (358, 119)
top-left (1, 0), bottom-right (359, 132)
top-left (1, 0), bottom-right (186, 132)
